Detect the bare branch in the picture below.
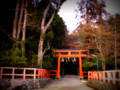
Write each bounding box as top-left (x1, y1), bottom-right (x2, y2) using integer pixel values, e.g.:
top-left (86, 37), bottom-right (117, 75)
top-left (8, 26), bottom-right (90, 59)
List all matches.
top-left (22, 1), bottom-right (27, 42)
top-left (17, 0), bottom-right (24, 40)
top-left (44, 3), bottom-right (61, 32)
top-left (0, 27), bottom-right (21, 43)
top-left (44, 12), bottom-right (55, 31)
top-left (12, 0), bottom-right (20, 39)
top-left (43, 41), bottom-right (50, 55)
top-left (41, 2), bottom-right (51, 31)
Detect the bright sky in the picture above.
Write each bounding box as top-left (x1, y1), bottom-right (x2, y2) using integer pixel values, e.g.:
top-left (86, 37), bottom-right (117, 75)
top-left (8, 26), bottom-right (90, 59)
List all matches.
top-left (58, 0), bottom-right (120, 34)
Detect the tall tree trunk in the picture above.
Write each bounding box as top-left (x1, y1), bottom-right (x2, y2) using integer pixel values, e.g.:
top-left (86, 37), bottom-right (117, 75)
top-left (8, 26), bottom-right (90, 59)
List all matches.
top-left (37, 12), bottom-right (55, 68)
top-left (100, 51), bottom-right (106, 70)
top-left (12, 0), bottom-right (20, 39)
top-left (37, 3), bottom-right (51, 68)
top-left (97, 45), bottom-right (106, 70)
top-left (21, 2), bottom-right (27, 58)
top-left (38, 33), bottom-right (44, 68)
top-left (95, 34), bottom-right (106, 70)
top-left (37, 2), bottom-right (60, 68)
top-left (17, 0), bottom-right (24, 40)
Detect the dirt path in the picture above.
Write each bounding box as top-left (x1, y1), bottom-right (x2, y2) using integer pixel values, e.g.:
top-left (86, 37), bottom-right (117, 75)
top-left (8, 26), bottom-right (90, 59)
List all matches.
top-left (35, 75), bottom-right (94, 90)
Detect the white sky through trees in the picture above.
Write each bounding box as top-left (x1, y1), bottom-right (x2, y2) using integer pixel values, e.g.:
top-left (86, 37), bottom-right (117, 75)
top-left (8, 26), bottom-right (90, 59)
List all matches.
top-left (58, 0), bottom-right (120, 34)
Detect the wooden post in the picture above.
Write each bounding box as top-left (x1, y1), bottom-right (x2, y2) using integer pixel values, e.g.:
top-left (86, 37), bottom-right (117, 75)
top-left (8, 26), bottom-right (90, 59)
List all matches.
top-left (107, 71), bottom-right (110, 83)
top-left (42, 69), bottom-right (43, 78)
top-left (119, 71), bottom-right (120, 84)
top-left (0, 67), bottom-right (3, 79)
top-left (57, 57), bottom-right (60, 79)
top-left (38, 69), bottom-right (40, 79)
top-left (93, 72), bottom-right (94, 80)
top-left (43, 69), bottom-right (45, 78)
top-left (88, 72), bottom-right (90, 80)
top-left (12, 68), bottom-right (15, 79)
top-left (40, 69), bottom-right (41, 78)
top-left (79, 56), bottom-right (83, 79)
top-left (44, 69), bottom-right (45, 78)
top-left (113, 71), bottom-right (116, 84)
top-left (48, 70), bottom-right (50, 78)
top-left (23, 68), bottom-right (26, 80)
top-left (98, 72), bottom-right (101, 80)
top-left (34, 68), bottom-right (36, 80)
top-left (37, 69), bottom-right (39, 79)
top-left (42, 69), bottom-right (44, 78)
top-left (103, 71), bottom-right (105, 82)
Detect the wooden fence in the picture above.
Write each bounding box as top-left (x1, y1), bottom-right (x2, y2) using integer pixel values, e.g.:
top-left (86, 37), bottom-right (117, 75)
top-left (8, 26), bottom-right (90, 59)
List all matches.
top-left (49, 70), bottom-right (57, 76)
top-left (83, 71), bottom-right (88, 77)
top-left (88, 70), bottom-right (120, 84)
top-left (0, 67), bottom-right (57, 80)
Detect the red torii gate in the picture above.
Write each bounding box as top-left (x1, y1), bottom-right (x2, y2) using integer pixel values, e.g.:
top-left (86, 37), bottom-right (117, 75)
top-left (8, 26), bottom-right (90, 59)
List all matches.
top-left (54, 49), bottom-right (87, 79)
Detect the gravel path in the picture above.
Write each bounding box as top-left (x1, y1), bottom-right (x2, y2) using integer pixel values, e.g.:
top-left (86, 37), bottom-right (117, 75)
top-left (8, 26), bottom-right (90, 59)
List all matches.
top-left (35, 75), bottom-right (94, 90)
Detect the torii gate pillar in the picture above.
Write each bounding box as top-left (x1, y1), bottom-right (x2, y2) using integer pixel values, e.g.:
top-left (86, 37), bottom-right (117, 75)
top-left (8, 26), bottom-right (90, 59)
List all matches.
top-left (57, 57), bottom-right (60, 78)
top-left (79, 56), bottom-right (83, 79)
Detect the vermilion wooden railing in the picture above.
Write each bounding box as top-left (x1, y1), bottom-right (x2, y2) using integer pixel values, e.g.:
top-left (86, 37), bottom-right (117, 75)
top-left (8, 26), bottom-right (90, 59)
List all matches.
top-left (83, 72), bottom-right (88, 77)
top-left (88, 70), bottom-right (120, 84)
top-left (49, 70), bottom-right (57, 76)
top-left (0, 67), bottom-right (57, 80)
top-left (0, 67), bottom-right (88, 80)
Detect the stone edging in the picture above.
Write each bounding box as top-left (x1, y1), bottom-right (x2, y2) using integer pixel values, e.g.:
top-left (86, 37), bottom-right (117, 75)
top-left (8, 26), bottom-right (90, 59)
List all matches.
top-left (87, 80), bottom-right (120, 90)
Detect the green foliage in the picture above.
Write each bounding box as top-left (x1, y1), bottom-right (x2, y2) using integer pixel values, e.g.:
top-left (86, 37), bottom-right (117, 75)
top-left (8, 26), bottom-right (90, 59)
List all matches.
top-left (25, 28), bottom-right (39, 54)
top-left (105, 57), bottom-right (115, 70)
top-left (43, 55), bottom-right (53, 69)
top-left (0, 0), bottom-right (67, 68)
top-left (0, 50), bottom-right (11, 67)
top-left (45, 31), bottom-right (54, 41)
top-left (82, 61), bottom-right (96, 68)
top-left (51, 14), bottom-right (67, 48)
top-left (0, 45), bottom-right (27, 67)
top-left (82, 61), bottom-right (96, 71)
top-left (105, 57), bottom-right (115, 65)
top-left (31, 54), bottom-right (38, 68)
top-left (82, 57), bottom-right (102, 71)
top-left (10, 46), bottom-right (27, 67)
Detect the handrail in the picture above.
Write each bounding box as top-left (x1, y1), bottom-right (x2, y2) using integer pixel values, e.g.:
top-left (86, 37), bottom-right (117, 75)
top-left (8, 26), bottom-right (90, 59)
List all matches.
top-left (0, 67), bottom-right (50, 80)
top-left (83, 71), bottom-right (88, 77)
top-left (49, 70), bottom-right (57, 77)
top-left (88, 70), bottom-right (120, 84)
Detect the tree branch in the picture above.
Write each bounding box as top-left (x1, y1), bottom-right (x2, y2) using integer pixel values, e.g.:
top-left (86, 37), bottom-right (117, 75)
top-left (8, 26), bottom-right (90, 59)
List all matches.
top-left (17, 0), bottom-right (24, 40)
top-left (0, 27), bottom-right (21, 43)
top-left (41, 2), bottom-right (51, 31)
top-left (12, 0), bottom-right (20, 39)
top-left (44, 12), bottom-right (55, 31)
top-left (22, 1), bottom-right (27, 42)
top-left (43, 41), bottom-right (50, 55)
top-left (44, 3), bottom-right (61, 32)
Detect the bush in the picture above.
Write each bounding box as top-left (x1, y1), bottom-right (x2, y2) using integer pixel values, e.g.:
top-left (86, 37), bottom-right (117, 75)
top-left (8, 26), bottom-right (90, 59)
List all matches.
top-left (43, 55), bottom-right (53, 69)
top-left (0, 46), bottom-right (27, 67)
top-left (105, 57), bottom-right (115, 70)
